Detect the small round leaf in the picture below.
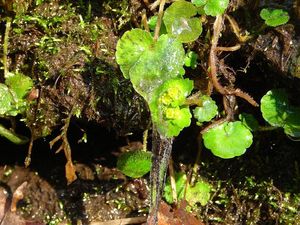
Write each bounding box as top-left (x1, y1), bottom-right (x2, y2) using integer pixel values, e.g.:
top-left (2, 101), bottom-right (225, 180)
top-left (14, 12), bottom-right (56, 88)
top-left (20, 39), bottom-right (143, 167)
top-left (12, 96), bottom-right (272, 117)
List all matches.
top-left (193, 95), bottom-right (218, 123)
top-left (203, 121), bottom-right (253, 159)
top-left (148, 16), bottom-right (158, 30)
top-left (5, 72), bottom-right (33, 99)
top-left (0, 84), bottom-right (14, 115)
top-left (239, 113), bottom-right (259, 132)
top-left (283, 107), bottom-right (300, 138)
top-left (260, 8), bottom-right (289, 27)
top-left (164, 172), bottom-right (187, 204)
top-left (163, 1), bottom-right (202, 43)
top-left (117, 151), bottom-right (152, 178)
top-left (260, 89), bottom-right (289, 127)
top-left (116, 29), bottom-right (153, 78)
top-left (261, 89), bottom-right (300, 137)
top-left (204, 0), bottom-right (229, 16)
top-left (129, 34), bottom-right (185, 101)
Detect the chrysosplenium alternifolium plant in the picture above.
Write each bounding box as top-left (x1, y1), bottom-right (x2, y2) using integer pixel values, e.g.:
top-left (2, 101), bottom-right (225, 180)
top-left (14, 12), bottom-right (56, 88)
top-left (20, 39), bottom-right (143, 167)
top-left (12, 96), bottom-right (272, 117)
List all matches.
top-left (115, 0), bottom-right (255, 170)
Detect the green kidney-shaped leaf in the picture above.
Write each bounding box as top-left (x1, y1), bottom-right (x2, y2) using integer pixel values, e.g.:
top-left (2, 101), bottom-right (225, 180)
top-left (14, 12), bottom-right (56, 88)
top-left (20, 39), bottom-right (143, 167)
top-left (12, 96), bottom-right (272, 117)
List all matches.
top-left (5, 72), bottom-right (33, 99)
top-left (116, 29), bottom-right (153, 78)
top-left (193, 95), bottom-right (218, 123)
top-left (117, 151), bottom-right (152, 178)
top-left (0, 84), bottom-right (15, 116)
top-left (129, 34), bottom-right (185, 101)
top-left (239, 113), bottom-right (259, 132)
top-left (203, 121), bottom-right (253, 159)
top-left (163, 1), bottom-right (202, 43)
top-left (283, 106), bottom-right (300, 137)
top-left (260, 89), bottom-right (289, 127)
top-left (204, 0), bottom-right (229, 16)
top-left (260, 8), bottom-right (290, 27)
top-left (261, 89), bottom-right (300, 137)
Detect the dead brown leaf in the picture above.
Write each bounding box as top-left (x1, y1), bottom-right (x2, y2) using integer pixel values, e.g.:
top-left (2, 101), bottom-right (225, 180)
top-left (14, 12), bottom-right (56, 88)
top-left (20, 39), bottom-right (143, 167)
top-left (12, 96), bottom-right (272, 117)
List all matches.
top-left (65, 161), bottom-right (77, 185)
top-left (156, 200), bottom-right (205, 225)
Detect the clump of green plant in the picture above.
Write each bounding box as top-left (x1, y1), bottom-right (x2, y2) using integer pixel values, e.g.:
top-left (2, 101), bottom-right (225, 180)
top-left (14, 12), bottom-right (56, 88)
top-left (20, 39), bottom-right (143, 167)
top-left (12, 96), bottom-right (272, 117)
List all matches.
top-left (164, 172), bottom-right (211, 207)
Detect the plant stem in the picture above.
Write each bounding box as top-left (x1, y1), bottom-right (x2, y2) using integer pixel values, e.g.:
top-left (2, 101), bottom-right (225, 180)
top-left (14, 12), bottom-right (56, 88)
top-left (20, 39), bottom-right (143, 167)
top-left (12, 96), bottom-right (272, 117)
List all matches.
top-left (0, 124), bottom-right (29, 145)
top-left (142, 129), bottom-right (148, 151)
top-left (3, 17), bottom-right (12, 79)
top-left (142, 10), bottom-right (150, 33)
top-left (148, 128), bottom-right (173, 225)
top-left (208, 16), bottom-right (258, 107)
top-left (209, 15), bottom-right (226, 95)
top-left (191, 133), bottom-right (203, 185)
top-left (168, 157), bottom-right (177, 204)
top-left (258, 126), bottom-right (279, 131)
top-left (153, 0), bottom-right (166, 41)
top-left (185, 91), bottom-right (202, 106)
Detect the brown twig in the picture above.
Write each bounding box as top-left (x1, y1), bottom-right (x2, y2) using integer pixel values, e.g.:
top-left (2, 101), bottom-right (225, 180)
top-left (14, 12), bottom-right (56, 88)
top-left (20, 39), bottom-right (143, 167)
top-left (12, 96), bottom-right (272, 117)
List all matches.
top-left (142, 10), bottom-right (150, 33)
top-left (153, 0), bottom-right (166, 41)
top-left (208, 15), bottom-right (258, 107)
top-left (230, 88), bottom-right (258, 107)
top-left (185, 91), bottom-right (202, 106)
top-left (200, 118), bottom-right (227, 134)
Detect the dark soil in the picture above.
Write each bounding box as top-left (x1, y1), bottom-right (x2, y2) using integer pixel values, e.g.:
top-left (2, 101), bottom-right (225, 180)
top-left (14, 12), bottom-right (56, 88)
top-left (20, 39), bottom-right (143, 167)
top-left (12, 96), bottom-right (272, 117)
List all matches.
top-left (1, 123), bottom-right (300, 225)
top-left (0, 126), bottom-right (149, 225)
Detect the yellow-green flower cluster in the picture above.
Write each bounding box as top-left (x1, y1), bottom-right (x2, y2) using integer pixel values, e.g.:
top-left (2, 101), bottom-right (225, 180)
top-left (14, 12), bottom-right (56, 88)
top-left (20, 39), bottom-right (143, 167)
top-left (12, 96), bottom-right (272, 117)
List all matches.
top-left (150, 78), bottom-right (193, 137)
